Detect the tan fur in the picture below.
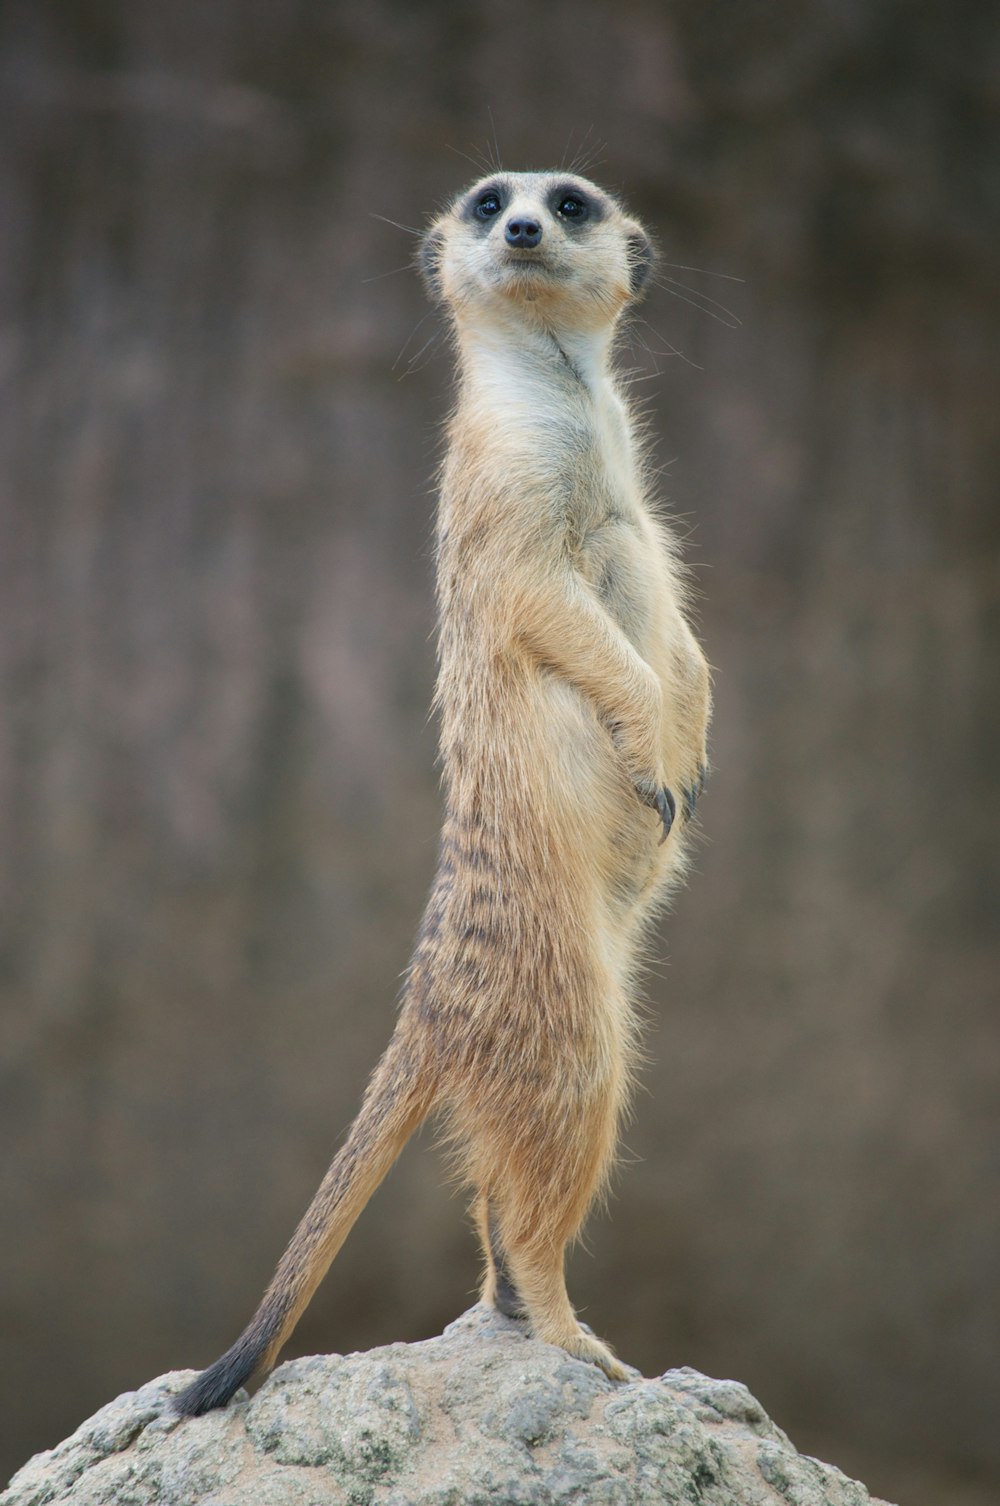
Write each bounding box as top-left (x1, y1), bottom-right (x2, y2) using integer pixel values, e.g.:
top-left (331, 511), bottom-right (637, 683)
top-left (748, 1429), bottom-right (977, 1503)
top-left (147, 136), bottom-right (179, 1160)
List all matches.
top-left (174, 171), bottom-right (711, 1416)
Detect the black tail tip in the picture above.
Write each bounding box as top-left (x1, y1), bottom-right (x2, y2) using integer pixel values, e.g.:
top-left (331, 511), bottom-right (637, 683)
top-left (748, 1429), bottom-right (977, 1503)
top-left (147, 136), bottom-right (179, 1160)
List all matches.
top-left (172, 1343), bottom-right (260, 1417)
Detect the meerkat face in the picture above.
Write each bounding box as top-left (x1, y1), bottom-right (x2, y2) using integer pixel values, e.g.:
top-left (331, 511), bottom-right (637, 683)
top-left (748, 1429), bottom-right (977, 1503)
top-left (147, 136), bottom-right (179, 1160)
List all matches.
top-left (420, 172), bottom-right (654, 333)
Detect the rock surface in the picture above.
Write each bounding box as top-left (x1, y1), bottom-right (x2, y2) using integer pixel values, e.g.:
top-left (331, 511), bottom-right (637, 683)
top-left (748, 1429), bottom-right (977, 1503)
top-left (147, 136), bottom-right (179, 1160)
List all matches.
top-left (3, 1308), bottom-right (895, 1506)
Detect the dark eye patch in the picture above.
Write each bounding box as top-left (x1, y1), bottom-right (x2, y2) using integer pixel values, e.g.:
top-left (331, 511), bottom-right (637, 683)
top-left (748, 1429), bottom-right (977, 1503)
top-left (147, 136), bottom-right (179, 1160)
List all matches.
top-left (549, 184), bottom-right (602, 225)
top-left (461, 181), bottom-right (507, 231)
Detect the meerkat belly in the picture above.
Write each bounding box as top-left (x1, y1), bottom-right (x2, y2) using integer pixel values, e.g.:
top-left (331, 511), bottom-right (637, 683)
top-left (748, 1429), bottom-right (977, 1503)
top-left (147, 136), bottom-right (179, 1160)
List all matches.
top-left (517, 655), bottom-right (665, 922)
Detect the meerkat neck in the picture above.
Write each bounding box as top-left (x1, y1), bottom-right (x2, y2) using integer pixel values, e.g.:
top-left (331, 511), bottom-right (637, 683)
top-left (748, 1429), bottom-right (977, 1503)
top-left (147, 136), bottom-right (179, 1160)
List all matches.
top-left (455, 312), bottom-right (617, 400)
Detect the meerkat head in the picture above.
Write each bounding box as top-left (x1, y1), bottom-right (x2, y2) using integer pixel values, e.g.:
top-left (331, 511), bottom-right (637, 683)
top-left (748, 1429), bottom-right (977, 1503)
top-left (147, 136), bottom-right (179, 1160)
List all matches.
top-left (420, 172), bottom-right (655, 336)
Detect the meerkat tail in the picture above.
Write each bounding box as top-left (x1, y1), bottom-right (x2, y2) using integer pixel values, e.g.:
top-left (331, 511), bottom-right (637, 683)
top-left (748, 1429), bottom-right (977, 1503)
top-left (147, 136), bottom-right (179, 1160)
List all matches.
top-left (173, 1029), bottom-right (435, 1417)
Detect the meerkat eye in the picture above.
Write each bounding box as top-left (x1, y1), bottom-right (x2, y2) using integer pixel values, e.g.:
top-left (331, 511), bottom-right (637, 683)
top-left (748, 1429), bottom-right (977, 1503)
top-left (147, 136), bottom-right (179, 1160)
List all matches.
top-left (476, 193), bottom-right (503, 219)
top-left (557, 195), bottom-right (587, 219)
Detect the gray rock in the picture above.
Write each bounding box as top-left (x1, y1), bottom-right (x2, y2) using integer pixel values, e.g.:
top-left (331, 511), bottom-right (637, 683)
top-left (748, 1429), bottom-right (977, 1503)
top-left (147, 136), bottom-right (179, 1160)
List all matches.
top-left (2, 1308), bottom-right (896, 1506)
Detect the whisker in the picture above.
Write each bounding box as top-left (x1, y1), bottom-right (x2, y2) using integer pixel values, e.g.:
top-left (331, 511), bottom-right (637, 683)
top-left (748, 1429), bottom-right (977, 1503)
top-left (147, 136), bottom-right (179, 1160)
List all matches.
top-left (562, 124), bottom-right (593, 174)
top-left (568, 124), bottom-right (606, 177)
top-left (653, 275), bottom-right (742, 329)
top-left (623, 320), bottom-right (663, 379)
top-left (398, 328), bottom-right (443, 378)
top-left (655, 339), bottom-right (704, 370)
top-left (627, 315), bottom-right (704, 371)
top-left (486, 108), bottom-right (503, 173)
top-left (362, 263), bottom-right (417, 284)
top-left (559, 125), bottom-right (575, 172)
top-left (658, 261), bottom-right (745, 283)
top-left (371, 212), bottom-right (422, 236)
top-left (445, 140), bottom-right (494, 178)
top-left (392, 308), bottom-right (436, 372)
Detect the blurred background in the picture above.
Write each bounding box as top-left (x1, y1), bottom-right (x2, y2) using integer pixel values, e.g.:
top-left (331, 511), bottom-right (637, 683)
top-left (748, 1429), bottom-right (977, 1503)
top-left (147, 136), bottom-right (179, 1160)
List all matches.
top-left (1, 2), bottom-right (997, 1502)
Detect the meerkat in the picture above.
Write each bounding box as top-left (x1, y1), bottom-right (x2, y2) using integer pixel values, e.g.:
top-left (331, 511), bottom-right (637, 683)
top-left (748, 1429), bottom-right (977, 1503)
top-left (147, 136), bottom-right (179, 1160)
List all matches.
top-left (174, 170), bottom-right (711, 1417)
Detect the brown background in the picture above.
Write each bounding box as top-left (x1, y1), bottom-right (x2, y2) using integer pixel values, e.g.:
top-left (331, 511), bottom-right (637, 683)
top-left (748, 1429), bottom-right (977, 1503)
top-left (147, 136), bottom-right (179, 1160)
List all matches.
top-left (1, 3), bottom-right (998, 1503)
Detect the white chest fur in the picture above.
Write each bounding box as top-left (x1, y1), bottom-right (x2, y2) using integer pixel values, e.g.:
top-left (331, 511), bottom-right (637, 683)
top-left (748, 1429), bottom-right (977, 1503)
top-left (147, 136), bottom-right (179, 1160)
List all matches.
top-left (456, 316), bottom-right (641, 522)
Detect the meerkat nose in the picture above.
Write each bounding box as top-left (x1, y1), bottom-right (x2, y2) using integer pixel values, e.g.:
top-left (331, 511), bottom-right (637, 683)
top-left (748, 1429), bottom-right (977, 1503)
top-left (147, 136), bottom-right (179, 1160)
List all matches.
top-left (505, 217), bottom-right (542, 249)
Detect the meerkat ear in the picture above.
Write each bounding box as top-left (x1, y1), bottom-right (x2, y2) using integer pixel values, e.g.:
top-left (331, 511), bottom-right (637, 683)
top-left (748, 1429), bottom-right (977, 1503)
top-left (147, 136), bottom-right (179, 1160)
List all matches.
top-left (419, 226), bottom-right (446, 302)
top-left (626, 228), bottom-right (656, 300)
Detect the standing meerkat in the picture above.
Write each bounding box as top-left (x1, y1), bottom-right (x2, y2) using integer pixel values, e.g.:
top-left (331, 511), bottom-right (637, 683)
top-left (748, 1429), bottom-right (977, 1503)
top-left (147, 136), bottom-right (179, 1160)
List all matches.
top-left (174, 170), bottom-right (711, 1417)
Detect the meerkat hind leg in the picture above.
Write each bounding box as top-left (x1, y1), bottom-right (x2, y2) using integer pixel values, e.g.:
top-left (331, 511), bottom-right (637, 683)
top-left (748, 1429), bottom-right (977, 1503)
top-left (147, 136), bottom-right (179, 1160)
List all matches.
top-left (486, 1132), bottom-right (629, 1382)
top-left (475, 1195), bottom-right (527, 1319)
top-left (501, 1216), bottom-right (628, 1381)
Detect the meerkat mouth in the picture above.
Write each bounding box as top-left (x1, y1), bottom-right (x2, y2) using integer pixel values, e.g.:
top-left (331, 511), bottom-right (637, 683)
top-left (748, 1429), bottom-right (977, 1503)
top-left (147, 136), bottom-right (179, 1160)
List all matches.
top-left (498, 254), bottom-right (559, 280)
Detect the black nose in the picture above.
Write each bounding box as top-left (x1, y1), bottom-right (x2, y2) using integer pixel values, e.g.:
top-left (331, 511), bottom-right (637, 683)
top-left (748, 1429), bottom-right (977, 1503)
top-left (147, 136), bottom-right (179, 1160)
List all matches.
top-left (505, 218), bottom-right (542, 249)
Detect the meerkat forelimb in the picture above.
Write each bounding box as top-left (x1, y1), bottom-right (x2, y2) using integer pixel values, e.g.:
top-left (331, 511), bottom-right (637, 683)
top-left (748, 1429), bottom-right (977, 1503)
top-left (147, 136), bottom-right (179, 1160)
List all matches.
top-left (173, 169), bottom-right (711, 1415)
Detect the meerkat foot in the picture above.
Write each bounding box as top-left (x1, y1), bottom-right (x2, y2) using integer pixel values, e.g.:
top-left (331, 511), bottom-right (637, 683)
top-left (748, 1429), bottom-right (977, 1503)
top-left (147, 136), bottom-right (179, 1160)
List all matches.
top-left (556, 1324), bottom-right (630, 1382)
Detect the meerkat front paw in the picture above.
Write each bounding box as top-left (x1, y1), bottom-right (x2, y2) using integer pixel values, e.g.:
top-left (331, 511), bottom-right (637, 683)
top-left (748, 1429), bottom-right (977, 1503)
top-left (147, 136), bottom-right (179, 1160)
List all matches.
top-left (633, 776), bottom-right (676, 844)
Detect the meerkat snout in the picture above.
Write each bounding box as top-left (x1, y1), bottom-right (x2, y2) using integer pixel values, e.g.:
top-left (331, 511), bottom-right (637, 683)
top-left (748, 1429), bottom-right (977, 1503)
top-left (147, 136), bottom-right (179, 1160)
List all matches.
top-left (505, 216), bottom-right (542, 248)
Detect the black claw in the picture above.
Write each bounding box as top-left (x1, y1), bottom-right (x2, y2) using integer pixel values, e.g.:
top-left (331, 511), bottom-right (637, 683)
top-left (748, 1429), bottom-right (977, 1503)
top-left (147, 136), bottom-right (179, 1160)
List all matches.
top-left (682, 764), bottom-right (709, 822)
top-left (655, 786), bottom-right (676, 844)
top-left (681, 763), bottom-right (710, 820)
top-left (634, 779), bottom-right (676, 843)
